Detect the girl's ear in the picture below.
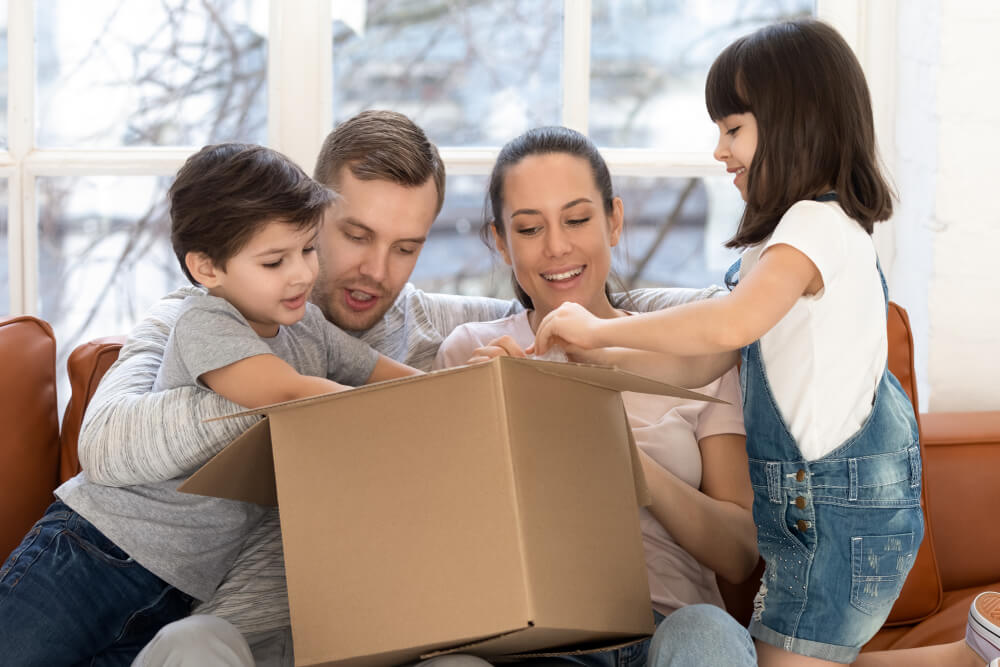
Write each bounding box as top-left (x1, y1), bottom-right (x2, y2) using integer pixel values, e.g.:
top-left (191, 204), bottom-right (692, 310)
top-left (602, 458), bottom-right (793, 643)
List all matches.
top-left (608, 197), bottom-right (624, 248)
top-left (490, 222), bottom-right (513, 266)
top-left (185, 251), bottom-right (222, 288)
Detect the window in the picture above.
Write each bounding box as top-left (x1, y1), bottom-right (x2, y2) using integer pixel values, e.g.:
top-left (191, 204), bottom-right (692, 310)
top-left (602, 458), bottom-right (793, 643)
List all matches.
top-left (4, 1), bottom-right (878, 408)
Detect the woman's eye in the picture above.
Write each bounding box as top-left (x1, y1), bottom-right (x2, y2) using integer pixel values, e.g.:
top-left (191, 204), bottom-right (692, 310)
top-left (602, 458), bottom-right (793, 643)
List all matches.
top-left (516, 226), bottom-right (541, 236)
top-left (567, 217), bottom-right (590, 226)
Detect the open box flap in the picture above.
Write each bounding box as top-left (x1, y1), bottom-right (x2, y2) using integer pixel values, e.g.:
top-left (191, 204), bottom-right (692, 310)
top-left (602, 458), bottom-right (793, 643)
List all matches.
top-left (507, 357), bottom-right (726, 404)
top-left (177, 418), bottom-right (278, 505)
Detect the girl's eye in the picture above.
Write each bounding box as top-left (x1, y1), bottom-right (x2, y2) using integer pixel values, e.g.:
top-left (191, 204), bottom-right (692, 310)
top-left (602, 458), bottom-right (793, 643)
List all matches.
top-left (727, 126), bottom-right (740, 136)
top-left (303, 245), bottom-right (316, 254)
top-left (263, 259), bottom-right (282, 268)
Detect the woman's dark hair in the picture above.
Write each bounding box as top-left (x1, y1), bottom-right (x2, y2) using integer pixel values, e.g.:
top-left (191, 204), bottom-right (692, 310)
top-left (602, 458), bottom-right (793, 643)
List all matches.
top-left (483, 126), bottom-right (621, 310)
top-left (169, 143), bottom-right (336, 285)
top-left (706, 18), bottom-right (894, 248)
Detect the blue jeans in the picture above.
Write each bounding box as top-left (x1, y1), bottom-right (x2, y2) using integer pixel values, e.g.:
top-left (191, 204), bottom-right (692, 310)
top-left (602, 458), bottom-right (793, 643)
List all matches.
top-left (0, 500), bottom-right (193, 667)
top-left (648, 605), bottom-right (756, 667)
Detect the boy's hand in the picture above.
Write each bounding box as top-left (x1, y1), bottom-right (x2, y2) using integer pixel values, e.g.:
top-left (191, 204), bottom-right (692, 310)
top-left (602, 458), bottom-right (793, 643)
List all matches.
top-left (529, 302), bottom-right (605, 355)
top-left (467, 335), bottom-right (527, 363)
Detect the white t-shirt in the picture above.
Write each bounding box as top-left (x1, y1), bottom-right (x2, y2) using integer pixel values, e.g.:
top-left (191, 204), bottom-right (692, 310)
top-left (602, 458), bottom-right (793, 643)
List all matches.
top-left (739, 199), bottom-right (887, 461)
top-left (434, 312), bottom-right (745, 616)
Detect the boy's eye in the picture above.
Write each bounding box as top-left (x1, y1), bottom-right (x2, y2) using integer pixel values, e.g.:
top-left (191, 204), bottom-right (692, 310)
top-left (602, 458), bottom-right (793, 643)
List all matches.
top-left (262, 259), bottom-right (282, 268)
top-left (344, 231), bottom-right (365, 242)
top-left (303, 245), bottom-right (316, 254)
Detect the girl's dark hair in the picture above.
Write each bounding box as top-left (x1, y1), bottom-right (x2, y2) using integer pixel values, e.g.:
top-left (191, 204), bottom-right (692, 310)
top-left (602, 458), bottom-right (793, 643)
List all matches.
top-left (169, 143), bottom-right (337, 285)
top-left (706, 18), bottom-right (894, 248)
top-left (483, 126), bottom-right (620, 310)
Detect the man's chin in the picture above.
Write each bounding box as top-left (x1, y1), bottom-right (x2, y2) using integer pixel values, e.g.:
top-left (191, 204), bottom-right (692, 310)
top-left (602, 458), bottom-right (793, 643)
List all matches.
top-left (327, 300), bottom-right (390, 333)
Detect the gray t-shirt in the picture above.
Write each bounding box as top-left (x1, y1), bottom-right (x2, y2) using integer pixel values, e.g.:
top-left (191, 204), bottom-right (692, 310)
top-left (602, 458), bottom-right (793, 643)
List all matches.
top-left (58, 294), bottom-right (379, 601)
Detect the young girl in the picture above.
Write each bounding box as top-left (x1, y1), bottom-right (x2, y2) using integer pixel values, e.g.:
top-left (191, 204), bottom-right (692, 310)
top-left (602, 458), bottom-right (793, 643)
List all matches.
top-left (531, 19), bottom-right (997, 666)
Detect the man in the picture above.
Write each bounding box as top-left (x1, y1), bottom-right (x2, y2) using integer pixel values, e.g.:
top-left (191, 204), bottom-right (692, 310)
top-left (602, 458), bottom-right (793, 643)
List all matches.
top-left (78, 110), bottom-right (717, 666)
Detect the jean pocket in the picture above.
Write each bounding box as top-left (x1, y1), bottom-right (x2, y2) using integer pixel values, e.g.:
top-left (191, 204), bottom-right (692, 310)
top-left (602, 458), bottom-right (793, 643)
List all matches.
top-left (65, 518), bottom-right (135, 568)
top-left (849, 532), bottom-right (916, 616)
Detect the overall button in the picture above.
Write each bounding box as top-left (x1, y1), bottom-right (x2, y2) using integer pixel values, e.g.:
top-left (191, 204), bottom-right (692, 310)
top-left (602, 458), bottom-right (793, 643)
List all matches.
top-left (795, 496), bottom-right (807, 510)
top-left (796, 519), bottom-right (811, 531)
top-left (795, 469), bottom-right (806, 482)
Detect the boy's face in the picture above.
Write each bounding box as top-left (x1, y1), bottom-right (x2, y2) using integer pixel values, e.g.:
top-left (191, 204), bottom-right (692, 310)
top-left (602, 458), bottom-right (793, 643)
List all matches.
top-left (312, 167), bottom-right (438, 332)
top-left (204, 220), bottom-right (320, 338)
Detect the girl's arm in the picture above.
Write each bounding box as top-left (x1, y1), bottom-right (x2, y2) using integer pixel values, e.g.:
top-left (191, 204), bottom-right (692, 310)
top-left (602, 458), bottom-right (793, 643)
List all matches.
top-left (533, 243), bottom-right (821, 357)
top-left (641, 432), bottom-right (758, 584)
top-left (563, 345), bottom-right (738, 389)
top-left (201, 354), bottom-right (351, 408)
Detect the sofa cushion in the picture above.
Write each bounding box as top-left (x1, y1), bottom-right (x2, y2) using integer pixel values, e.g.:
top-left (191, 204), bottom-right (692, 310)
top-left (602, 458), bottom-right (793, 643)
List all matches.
top-left (0, 316), bottom-right (61, 561)
top-left (882, 303), bottom-right (944, 625)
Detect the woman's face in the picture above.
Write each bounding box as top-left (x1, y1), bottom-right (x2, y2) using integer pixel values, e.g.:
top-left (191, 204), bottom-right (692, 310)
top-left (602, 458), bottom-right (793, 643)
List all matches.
top-left (495, 153), bottom-right (623, 319)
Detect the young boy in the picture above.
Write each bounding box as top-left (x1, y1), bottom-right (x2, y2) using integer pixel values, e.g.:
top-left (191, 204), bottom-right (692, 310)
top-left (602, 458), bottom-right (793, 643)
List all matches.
top-left (0, 143), bottom-right (418, 666)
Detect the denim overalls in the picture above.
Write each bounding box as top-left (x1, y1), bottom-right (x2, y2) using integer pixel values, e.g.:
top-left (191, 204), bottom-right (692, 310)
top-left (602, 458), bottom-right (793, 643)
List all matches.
top-left (724, 196), bottom-right (924, 663)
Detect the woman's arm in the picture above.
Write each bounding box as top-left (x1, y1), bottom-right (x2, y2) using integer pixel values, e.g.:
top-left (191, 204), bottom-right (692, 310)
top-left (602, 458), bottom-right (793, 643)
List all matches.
top-left (641, 432), bottom-right (758, 584)
top-left (534, 244), bottom-right (820, 357)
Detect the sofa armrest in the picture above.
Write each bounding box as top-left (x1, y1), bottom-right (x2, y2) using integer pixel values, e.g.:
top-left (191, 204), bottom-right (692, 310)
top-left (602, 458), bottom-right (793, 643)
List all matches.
top-left (920, 410), bottom-right (1000, 592)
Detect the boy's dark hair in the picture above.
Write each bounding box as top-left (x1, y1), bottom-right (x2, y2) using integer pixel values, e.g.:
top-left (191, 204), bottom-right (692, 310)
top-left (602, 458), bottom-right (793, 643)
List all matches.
top-left (482, 126), bottom-right (623, 311)
top-left (706, 18), bottom-right (894, 248)
top-left (169, 143), bottom-right (337, 285)
top-left (313, 110), bottom-right (446, 216)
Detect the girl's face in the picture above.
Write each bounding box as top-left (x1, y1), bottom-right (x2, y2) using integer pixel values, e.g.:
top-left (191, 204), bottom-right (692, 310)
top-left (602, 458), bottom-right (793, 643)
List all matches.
top-left (713, 112), bottom-right (758, 201)
top-left (495, 153), bottom-right (623, 320)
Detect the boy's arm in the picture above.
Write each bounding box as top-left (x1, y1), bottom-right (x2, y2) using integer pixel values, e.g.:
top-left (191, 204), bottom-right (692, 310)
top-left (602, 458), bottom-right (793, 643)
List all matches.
top-left (365, 354), bottom-right (423, 383)
top-left (200, 354), bottom-right (353, 408)
top-left (79, 289), bottom-right (257, 487)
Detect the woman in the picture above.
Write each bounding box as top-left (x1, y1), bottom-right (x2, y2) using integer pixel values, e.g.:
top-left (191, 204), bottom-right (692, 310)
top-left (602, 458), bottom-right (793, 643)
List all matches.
top-left (433, 126), bottom-right (759, 667)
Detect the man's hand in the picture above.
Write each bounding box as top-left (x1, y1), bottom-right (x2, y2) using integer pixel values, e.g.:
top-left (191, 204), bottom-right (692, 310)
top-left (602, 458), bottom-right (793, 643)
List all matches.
top-left (466, 335), bottom-right (528, 363)
top-left (528, 302), bottom-right (605, 355)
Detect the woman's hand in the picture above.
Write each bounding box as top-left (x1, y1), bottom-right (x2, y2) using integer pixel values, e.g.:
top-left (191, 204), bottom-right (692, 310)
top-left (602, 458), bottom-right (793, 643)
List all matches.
top-left (529, 302), bottom-right (606, 355)
top-left (466, 335), bottom-right (528, 363)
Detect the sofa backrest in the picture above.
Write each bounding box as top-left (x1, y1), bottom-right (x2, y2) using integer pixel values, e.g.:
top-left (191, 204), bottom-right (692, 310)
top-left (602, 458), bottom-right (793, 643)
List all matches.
top-left (58, 336), bottom-right (126, 481)
top-left (0, 316), bottom-right (62, 560)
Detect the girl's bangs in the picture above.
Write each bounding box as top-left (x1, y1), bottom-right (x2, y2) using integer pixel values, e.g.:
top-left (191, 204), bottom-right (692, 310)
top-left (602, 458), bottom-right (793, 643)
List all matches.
top-left (705, 42), bottom-right (750, 120)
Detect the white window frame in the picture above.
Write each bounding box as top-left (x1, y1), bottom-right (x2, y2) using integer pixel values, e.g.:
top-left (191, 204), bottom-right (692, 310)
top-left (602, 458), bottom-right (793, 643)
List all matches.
top-left (3, 0), bottom-right (894, 316)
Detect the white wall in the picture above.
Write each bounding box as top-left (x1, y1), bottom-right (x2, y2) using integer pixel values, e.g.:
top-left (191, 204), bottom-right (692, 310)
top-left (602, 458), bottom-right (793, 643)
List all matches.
top-left (892, 0), bottom-right (1000, 412)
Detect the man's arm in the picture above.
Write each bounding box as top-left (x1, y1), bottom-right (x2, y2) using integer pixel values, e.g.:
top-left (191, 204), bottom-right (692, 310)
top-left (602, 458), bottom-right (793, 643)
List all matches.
top-left (79, 288), bottom-right (256, 487)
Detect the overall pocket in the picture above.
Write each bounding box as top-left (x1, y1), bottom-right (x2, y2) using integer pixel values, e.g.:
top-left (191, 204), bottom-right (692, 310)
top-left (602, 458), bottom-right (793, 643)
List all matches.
top-left (849, 532), bottom-right (917, 615)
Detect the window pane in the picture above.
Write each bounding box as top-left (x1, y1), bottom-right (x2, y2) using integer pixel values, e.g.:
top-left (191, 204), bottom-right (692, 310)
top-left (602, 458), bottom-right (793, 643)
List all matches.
top-left (36, 0), bottom-right (268, 147)
top-left (332, 0), bottom-right (562, 146)
top-left (0, 2), bottom-right (8, 148)
top-left (590, 0), bottom-right (814, 150)
top-left (36, 176), bottom-right (182, 396)
top-left (612, 175), bottom-right (743, 289)
top-left (0, 180), bottom-right (7, 315)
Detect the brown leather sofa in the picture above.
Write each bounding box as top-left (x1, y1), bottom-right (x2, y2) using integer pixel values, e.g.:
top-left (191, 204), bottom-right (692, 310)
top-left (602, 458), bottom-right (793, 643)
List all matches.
top-left (1, 307), bottom-right (998, 652)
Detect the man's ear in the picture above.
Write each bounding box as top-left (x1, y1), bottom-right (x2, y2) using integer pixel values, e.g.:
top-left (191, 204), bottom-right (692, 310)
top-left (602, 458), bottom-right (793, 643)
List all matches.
top-left (185, 251), bottom-right (222, 288)
top-left (490, 222), bottom-right (513, 266)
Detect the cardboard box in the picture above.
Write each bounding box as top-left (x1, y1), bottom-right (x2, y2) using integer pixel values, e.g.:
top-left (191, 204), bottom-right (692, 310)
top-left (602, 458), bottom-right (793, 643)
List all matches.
top-left (180, 357), bottom-right (721, 667)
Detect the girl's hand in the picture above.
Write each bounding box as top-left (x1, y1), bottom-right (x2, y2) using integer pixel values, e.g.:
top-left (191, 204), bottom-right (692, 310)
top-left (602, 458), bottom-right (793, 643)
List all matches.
top-left (529, 302), bottom-right (605, 355)
top-left (466, 335), bottom-right (528, 363)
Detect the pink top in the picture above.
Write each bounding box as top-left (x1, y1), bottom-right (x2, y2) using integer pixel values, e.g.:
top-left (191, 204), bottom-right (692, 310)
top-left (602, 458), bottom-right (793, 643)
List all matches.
top-left (434, 311), bottom-right (745, 616)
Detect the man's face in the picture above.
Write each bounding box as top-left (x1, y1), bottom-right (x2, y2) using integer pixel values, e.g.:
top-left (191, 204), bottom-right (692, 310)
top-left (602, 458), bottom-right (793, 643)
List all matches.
top-left (312, 167), bottom-right (438, 332)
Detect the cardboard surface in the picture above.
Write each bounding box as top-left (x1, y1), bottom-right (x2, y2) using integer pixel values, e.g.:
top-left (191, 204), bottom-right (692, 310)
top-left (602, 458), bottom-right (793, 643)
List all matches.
top-left (179, 358), bottom-right (718, 666)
